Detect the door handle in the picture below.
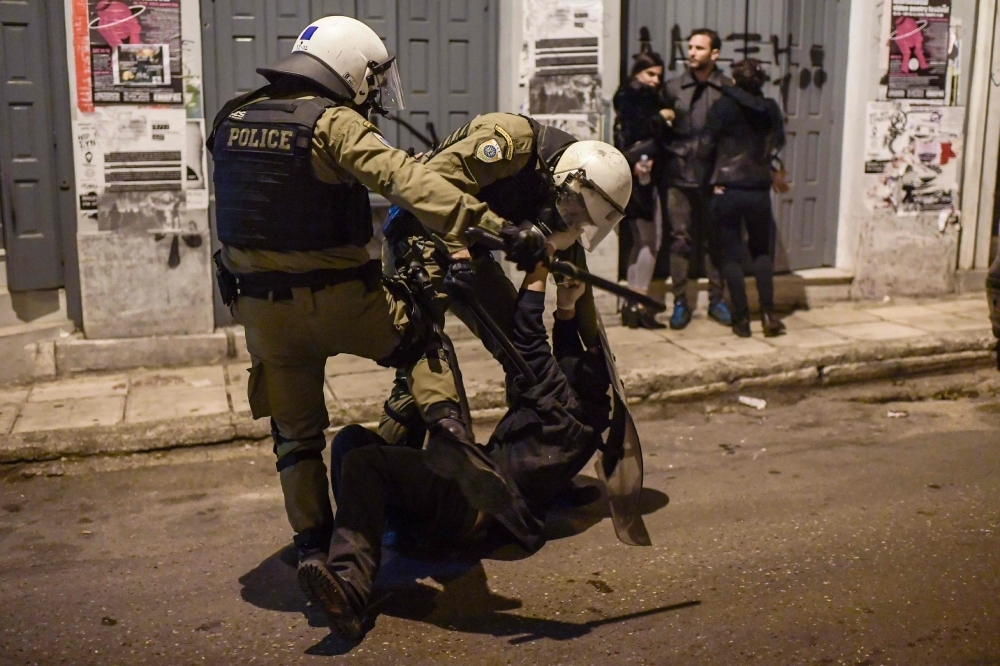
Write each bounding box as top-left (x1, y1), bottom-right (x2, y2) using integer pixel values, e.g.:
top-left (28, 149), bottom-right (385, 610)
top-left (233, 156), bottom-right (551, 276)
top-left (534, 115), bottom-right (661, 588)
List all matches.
top-left (60, 180), bottom-right (70, 191)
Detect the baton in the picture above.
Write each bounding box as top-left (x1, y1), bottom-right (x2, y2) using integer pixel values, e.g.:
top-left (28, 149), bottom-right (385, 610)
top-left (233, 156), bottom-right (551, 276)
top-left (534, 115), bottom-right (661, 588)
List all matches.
top-left (465, 227), bottom-right (668, 314)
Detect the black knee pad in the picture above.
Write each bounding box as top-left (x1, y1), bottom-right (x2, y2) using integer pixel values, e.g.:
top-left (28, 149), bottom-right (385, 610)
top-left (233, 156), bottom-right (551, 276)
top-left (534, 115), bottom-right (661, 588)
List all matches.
top-left (425, 401), bottom-right (474, 447)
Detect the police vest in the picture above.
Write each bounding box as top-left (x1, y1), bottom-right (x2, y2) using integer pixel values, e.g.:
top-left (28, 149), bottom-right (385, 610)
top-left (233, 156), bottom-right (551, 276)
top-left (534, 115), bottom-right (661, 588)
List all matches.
top-left (210, 94), bottom-right (373, 252)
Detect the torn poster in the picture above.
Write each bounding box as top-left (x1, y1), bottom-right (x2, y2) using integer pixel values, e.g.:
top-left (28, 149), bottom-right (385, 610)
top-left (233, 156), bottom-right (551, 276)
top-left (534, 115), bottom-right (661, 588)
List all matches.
top-left (522, 0), bottom-right (603, 140)
top-left (887, 0), bottom-right (951, 101)
top-left (863, 102), bottom-right (964, 215)
top-left (88, 0), bottom-right (183, 105)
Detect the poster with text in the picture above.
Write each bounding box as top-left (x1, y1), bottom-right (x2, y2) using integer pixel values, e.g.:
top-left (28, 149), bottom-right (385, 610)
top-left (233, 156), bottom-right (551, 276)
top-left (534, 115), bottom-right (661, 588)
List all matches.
top-left (863, 102), bottom-right (964, 215)
top-left (88, 1), bottom-right (183, 105)
top-left (887, 0), bottom-right (951, 101)
top-left (522, 0), bottom-right (603, 140)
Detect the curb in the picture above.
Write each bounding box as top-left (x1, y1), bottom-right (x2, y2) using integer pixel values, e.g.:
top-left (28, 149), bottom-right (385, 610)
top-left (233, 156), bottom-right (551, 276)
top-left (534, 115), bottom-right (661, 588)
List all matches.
top-left (0, 331), bottom-right (995, 466)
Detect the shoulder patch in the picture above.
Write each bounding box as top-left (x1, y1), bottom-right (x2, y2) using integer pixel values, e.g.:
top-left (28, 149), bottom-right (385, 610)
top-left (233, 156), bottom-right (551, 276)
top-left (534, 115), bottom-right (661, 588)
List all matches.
top-left (229, 109), bottom-right (246, 120)
top-left (493, 125), bottom-right (515, 160)
top-left (475, 138), bottom-right (504, 163)
top-left (363, 121), bottom-right (392, 148)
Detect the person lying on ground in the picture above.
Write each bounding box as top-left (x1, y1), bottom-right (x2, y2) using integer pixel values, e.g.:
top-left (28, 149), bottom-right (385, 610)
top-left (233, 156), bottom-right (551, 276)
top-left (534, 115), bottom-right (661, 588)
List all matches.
top-left (296, 259), bottom-right (613, 640)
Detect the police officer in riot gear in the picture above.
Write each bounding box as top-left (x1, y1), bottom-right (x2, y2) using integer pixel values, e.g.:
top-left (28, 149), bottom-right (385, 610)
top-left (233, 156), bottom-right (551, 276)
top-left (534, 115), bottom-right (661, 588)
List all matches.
top-left (379, 113), bottom-right (633, 445)
top-left (207, 16), bottom-right (534, 591)
top-left (988, 252), bottom-right (1000, 370)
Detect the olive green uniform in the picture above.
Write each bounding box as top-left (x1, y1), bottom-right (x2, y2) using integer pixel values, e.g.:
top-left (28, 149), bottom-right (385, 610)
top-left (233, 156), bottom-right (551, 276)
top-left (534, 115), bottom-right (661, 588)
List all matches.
top-left (379, 113), bottom-right (603, 444)
top-left (216, 91), bottom-right (509, 552)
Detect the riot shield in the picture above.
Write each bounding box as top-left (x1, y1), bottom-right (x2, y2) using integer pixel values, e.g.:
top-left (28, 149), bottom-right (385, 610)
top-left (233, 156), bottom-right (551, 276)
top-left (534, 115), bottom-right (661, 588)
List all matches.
top-left (594, 312), bottom-right (651, 547)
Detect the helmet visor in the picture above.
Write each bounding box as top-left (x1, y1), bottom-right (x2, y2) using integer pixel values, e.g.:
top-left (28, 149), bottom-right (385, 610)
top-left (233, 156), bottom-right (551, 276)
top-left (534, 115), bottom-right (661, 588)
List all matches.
top-left (554, 171), bottom-right (626, 251)
top-left (372, 58), bottom-right (405, 111)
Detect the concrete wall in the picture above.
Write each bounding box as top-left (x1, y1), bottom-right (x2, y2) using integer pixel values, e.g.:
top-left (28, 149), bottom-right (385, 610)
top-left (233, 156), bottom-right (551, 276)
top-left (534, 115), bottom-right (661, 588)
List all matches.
top-left (63, 0), bottom-right (213, 339)
top-left (836, 0), bottom-right (979, 299)
top-left (497, 0), bottom-right (621, 284)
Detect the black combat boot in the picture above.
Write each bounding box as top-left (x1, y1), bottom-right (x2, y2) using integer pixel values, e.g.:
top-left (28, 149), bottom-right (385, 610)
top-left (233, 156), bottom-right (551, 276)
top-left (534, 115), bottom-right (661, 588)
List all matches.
top-left (731, 310), bottom-right (752, 338)
top-left (423, 402), bottom-right (512, 515)
top-left (760, 310), bottom-right (787, 338)
top-left (297, 555), bottom-right (366, 640)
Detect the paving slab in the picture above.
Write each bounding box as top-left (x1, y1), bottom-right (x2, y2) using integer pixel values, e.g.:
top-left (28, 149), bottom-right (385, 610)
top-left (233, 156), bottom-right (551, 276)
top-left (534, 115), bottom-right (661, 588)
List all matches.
top-left (0, 387), bottom-right (28, 406)
top-left (327, 368), bottom-right (396, 404)
top-left (825, 321), bottom-right (928, 342)
top-left (126, 366), bottom-right (229, 423)
top-left (651, 317), bottom-right (734, 340)
top-left (867, 304), bottom-right (943, 321)
top-left (14, 396), bottom-right (125, 432)
top-left (613, 340), bottom-right (704, 372)
top-left (325, 354), bottom-right (384, 378)
top-left (891, 314), bottom-right (992, 334)
top-left (0, 404), bottom-right (17, 435)
top-left (926, 298), bottom-right (991, 317)
top-left (28, 374), bottom-right (129, 403)
top-left (760, 328), bottom-right (853, 349)
top-left (226, 364), bottom-right (251, 414)
top-left (796, 307), bottom-right (882, 327)
top-left (126, 385), bottom-right (231, 423)
top-left (129, 365), bottom-right (226, 388)
top-left (671, 335), bottom-right (778, 360)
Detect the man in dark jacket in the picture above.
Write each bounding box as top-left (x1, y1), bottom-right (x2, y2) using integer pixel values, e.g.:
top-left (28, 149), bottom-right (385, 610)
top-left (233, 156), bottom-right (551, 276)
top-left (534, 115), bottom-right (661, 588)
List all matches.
top-left (660, 28), bottom-right (731, 330)
top-left (988, 252), bottom-right (1000, 370)
top-left (295, 260), bottom-right (611, 640)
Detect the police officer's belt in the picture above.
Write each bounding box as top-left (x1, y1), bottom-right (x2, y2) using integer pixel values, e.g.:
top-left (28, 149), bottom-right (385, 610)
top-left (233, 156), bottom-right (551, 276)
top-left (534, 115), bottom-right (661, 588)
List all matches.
top-left (231, 262), bottom-right (381, 301)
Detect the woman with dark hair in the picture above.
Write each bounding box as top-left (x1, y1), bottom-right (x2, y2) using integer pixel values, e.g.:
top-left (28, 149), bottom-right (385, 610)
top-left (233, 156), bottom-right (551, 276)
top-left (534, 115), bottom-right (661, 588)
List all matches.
top-left (701, 58), bottom-right (787, 338)
top-left (613, 36), bottom-right (675, 328)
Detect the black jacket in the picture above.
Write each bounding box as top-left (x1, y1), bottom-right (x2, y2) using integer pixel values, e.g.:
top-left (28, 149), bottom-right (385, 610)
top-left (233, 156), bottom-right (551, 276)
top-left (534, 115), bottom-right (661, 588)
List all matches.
top-left (661, 67), bottom-right (733, 188)
top-left (701, 86), bottom-right (785, 189)
top-left (487, 290), bottom-right (611, 551)
top-left (613, 81), bottom-right (668, 220)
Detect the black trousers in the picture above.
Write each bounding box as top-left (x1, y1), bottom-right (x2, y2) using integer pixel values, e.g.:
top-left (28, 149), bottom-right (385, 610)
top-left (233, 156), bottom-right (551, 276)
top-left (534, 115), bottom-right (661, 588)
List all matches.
top-left (710, 187), bottom-right (777, 317)
top-left (326, 425), bottom-right (478, 604)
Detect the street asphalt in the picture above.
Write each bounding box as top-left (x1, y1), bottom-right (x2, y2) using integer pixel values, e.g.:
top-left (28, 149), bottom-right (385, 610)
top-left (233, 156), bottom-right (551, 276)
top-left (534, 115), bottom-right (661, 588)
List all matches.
top-left (1, 369), bottom-right (999, 665)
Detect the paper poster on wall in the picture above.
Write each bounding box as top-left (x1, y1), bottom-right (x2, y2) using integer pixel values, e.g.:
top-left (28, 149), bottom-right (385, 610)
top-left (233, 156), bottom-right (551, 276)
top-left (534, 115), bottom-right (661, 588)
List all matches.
top-left (887, 0), bottom-right (951, 101)
top-left (73, 120), bottom-right (103, 233)
top-left (522, 0), bottom-right (603, 140)
top-left (88, 1), bottom-right (183, 105)
top-left (864, 102), bottom-right (964, 215)
top-left (183, 120), bottom-right (209, 210)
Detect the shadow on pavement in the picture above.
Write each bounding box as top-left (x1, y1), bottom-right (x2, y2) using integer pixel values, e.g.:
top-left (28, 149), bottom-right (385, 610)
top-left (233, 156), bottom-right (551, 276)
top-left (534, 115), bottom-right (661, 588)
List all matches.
top-left (238, 481), bottom-right (673, 655)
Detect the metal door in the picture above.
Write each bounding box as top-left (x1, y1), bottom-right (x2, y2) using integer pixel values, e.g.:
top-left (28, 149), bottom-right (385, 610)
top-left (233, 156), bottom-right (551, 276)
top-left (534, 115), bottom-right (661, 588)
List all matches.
top-left (625, 0), bottom-right (848, 269)
top-left (776, 0), bottom-right (846, 268)
top-left (0, 0), bottom-right (64, 290)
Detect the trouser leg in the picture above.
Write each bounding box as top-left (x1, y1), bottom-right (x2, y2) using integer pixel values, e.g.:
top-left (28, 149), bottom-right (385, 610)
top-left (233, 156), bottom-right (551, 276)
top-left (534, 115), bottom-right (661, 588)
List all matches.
top-left (743, 190), bottom-right (778, 311)
top-left (666, 187), bottom-right (694, 304)
top-left (691, 189), bottom-right (726, 304)
top-left (273, 422), bottom-right (334, 555)
top-left (327, 441), bottom-right (475, 604)
top-left (711, 191), bottom-right (750, 317)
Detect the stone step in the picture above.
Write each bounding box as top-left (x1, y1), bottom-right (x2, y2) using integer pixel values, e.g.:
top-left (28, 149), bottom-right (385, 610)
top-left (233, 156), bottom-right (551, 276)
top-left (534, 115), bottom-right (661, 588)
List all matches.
top-left (0, 319), bottom-right (76, 386)
top-left (0, 286), bottom-right (69, 328)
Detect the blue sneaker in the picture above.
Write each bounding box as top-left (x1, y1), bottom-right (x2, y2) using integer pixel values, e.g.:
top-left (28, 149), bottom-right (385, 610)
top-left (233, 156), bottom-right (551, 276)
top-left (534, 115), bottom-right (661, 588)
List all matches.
top-left (669, 301), bottom-right (692, 330)
top-left (708, 300), bottom-right (733, 326)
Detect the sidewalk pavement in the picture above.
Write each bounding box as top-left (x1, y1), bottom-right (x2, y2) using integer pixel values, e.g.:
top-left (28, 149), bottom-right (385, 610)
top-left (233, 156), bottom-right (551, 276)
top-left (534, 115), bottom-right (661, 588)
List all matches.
top-left (0, 294), bottom-right (995, 466)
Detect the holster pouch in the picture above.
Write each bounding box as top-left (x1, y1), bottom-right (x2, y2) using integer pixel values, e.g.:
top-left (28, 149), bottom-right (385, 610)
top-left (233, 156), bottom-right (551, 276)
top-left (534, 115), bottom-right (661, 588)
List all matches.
top-left (213, 250), bottom-right (239, 306)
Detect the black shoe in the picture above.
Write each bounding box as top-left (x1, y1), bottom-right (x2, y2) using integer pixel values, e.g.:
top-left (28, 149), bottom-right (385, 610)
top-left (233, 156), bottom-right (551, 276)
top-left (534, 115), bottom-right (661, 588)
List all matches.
top-left (424, 412), bottom-right (512, 515)
top-left (297, 555), bottom-right (365, 640)
top-left (731, 312), bottom-right (752, 338)
top-left (761, 311), bottom-right (787, 338)
top-left (621, 303), bottom-right (641, 329)
top-left (637, 304), bottom-right (666, 329)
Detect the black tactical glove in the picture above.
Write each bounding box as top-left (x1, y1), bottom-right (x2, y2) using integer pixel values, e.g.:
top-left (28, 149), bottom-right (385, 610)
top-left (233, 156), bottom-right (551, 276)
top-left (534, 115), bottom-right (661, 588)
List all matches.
top-left (443, 258), bottom-right (476, 297)
top-left (499, 221), bottom-right (547, 272)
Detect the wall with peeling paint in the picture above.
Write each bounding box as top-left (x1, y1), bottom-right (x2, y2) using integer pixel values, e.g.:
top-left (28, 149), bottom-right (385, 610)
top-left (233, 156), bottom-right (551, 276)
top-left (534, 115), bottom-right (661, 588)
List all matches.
top-left (64, 0), bottom-right (213, 339)
top-left (837, 0), bottom-right (979, 299)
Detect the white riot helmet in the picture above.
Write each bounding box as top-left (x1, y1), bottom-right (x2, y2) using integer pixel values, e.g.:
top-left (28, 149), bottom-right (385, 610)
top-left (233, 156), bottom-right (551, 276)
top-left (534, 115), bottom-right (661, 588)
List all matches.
top-left (257, 16), bottom-right (404, 112)
top-left (550, 141), bottom-right (632, 251)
